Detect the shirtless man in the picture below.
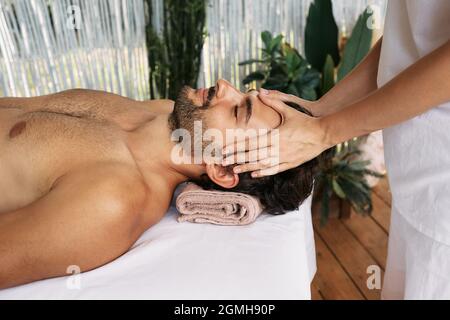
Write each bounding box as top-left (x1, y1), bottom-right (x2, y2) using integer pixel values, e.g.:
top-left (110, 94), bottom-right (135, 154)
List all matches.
top-left (0, 79), bottom-right (321, 289)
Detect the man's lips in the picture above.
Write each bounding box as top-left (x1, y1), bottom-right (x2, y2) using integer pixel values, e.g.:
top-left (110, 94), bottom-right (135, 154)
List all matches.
top-left (203, 88), bottom-right (209, 104)
top-left (196, 87), bottom-right (209, 105)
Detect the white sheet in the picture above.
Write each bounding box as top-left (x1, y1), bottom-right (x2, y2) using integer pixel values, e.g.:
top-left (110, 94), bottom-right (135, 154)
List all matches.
top-left (0, 191), bottom-right (316, 300)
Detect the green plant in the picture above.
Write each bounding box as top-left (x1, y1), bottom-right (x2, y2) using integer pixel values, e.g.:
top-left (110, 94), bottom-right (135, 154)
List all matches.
top-left (239, 31), bottom-right (321, 101)
top-left (315, 139), bottom-right (384, 226)
top-left (306, 3), bottom-right (374, 97)
top-left (337, 8), bottom-right (373, 81)
top-left (304, 0), bottom-right (340, 72)
top-left (145, 0), bottom-right (207, 100)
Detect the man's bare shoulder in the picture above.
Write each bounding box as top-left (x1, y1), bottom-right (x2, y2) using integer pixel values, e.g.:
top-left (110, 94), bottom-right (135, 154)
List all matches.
top-left (56, 161), bottom-right (150, 224)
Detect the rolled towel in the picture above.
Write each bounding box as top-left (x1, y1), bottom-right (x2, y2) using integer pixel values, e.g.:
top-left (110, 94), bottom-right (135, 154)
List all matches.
top-left (176, 183), bottom-right (264, 226)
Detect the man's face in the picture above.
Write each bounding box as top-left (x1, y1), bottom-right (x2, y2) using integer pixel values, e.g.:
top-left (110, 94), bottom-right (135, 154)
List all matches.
top-left (170, 79), bottom-right (284, 189)
top-left (171, 79), bottom-right (282, 139)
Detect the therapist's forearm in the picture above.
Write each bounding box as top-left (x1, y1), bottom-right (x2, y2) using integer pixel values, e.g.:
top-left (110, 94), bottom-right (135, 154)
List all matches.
top-left (313, 37), bottom-right (382, 117)
top-left (321, 40), bottom-right (450, 146)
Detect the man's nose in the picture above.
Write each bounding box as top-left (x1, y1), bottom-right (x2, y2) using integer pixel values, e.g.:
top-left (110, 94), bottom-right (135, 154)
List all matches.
top-left (216, 79), bottom-right (242, 100)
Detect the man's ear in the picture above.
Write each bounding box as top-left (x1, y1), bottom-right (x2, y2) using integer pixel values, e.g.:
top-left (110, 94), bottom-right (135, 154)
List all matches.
top-left (205, 164), bottom-right (239, 189)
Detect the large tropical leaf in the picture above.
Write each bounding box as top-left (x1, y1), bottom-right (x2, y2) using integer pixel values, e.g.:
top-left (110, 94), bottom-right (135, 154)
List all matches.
top-left (304, 0), bottom-right (340, 72)
top-left (238, 59), bottom-right (265, 66)
top-left (242, 71), bottom-right (265, 85)
top-left (337, 7), bottom-right (373, 81)
top-left (261, 31), bottom-right (273, 49)
top-left (299, 87), bottom-right (317, 101)
top-left (321, 54), bottom-right (335, 95)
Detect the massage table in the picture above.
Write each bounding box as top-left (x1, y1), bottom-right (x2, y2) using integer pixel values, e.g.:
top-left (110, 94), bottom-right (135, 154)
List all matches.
top-left (0, 186), bottom-right (316, 300)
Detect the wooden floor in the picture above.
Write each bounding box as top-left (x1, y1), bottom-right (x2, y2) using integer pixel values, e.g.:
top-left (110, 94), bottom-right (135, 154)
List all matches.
top-left (311, 177), bottom-right (392, 300)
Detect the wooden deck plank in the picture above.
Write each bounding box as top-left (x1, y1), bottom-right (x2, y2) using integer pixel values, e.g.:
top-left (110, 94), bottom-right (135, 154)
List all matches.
top-left (311, 282), bottom-right (324, 300)
top-left (312, 233), bottom-right (365, 300)
top-left (370, 193), bottom-right (391, 233)
top-left (311, 177), bottom-right (390, 300)
top-left (373, 177), bottom-right (391, 206)
top-left (342, 211), bottom-right (389, 270)
top-left (314, 219), bottom-right (383, 300)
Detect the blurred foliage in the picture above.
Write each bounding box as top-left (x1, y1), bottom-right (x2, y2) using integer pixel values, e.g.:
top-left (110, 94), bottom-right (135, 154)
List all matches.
top-left (315, 139), bottom-right (384, 226)
top-left (304, 0), bottom-right (340, 72)
top-left (239, 31), bottom-right (320, 101)
top-left (337, 8), bottom-right (373, 81)
top-left (145, 0), bottom-right (207, 100)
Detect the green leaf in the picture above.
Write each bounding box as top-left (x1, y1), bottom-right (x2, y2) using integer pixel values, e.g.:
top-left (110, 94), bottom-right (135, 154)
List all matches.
top-left (287, 84), bottom-right (300, 96)
top-left (338, 179), bottom-right (372, 214)
top-left (321, 54), bottom-right (335, 95)
top-left (297, 67), bottom-right (320, 84)
top-left (348, 160), bottom-right (371, 171)
top-left (332, 180), bottom-right (346, 199)
top-left (305, 0), bottom-right (340, 71)
top-left (363, 169), bottom-right (385, 178)
top-left (337, 7), bottom-right (373, 81)
top-left (261, 31), bottom-right (273, 49)
top-left (242, 71), bottom-right (265, 85)
top-left (285, 50), bottom-right (302, 73)
top-left (299, 87), bottom-right (317, 101)
top-left (269, 34), bottom-right (283, 53)
top-left (264, 73), bottom-right (289, 87)
top-left (262, 81), bottom-right (287, 91)
top-left (238, 59), bottom-right (265, 66)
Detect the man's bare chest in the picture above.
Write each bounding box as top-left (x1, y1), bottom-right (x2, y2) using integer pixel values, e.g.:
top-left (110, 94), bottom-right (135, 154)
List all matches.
top-left (0, 106), bottom-right (135, 213)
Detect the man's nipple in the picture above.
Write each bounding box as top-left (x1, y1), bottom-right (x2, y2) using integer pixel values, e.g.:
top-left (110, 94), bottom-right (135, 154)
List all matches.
top-left (9, 121), bottom-right (27, 139)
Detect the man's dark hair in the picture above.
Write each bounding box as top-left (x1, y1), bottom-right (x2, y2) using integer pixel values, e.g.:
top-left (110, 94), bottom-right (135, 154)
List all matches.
top-left (193, 101), bottom-right (326, 215)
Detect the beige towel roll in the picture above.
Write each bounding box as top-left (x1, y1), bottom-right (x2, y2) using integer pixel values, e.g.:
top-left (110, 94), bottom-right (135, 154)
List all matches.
top-left (176, 183), bottom-right (264, 226)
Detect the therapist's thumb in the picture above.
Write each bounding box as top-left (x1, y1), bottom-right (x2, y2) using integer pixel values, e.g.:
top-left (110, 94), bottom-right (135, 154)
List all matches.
top-left (258, 93), bottom-right (298, 118)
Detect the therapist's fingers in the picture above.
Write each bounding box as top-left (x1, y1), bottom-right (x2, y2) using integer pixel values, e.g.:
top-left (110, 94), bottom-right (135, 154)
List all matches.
top-left (258, 94), bottom-right (306, 121)
top-left (231, 157), bottom-right (280, 174)
top-left (259, 88), bottom-right (299, 103)
top-left (259, 89), bottom-right (315, 112)
top-left (251, 162), bottom-right (294, 177)
top-left (222, 130), bottom-right (278, 158)
top-left (222, 146), bottom-right (276, 166)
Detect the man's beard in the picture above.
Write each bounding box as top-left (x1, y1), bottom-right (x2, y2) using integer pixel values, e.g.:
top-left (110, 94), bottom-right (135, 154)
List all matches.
top-left (168, 85), bottom-right (215, 134)
top-left (168, 86), bottom-right (214, 159)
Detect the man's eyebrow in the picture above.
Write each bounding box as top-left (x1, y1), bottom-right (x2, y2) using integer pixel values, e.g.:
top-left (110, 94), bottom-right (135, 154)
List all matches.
top-left (245, 97), bottom-right (253, 125)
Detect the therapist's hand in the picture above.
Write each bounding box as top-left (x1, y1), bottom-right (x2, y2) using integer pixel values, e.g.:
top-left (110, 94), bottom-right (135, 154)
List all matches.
top-left (258, 89), bottom-right (321, 116)
top-left (222, 91), bottom-right (332, 177)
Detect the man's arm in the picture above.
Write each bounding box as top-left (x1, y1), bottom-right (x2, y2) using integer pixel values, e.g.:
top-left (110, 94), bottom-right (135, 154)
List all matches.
top-left (322, 39), bottom-right (450, 146)
top-left (0, 164), bottom-right (147, 289)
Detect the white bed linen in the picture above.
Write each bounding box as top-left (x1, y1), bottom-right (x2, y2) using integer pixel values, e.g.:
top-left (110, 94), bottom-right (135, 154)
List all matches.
top-left (0, 193), bottom-right (316, 300)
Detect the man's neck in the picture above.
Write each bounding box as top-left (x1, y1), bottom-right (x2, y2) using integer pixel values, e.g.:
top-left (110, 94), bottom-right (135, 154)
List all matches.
top-left (126, 113), bottom-right (206, 190)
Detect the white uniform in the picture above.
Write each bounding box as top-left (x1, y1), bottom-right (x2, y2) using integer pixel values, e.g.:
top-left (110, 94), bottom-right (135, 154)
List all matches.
top-left (378, 0), bottom-right (450, 299)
